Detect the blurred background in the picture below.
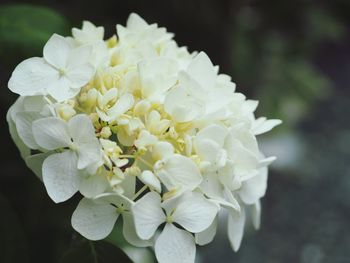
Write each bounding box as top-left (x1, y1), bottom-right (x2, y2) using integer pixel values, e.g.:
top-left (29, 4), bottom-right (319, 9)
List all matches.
top-left (0, 0), bottom-right (350, 262)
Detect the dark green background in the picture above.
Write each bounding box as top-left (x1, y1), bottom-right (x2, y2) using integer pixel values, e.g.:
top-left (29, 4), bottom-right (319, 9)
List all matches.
top-left (0, 0), bottom-right (350, 262)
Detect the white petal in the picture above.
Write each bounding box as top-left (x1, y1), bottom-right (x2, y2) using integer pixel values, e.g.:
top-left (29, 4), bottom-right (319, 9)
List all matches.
top-left (7, 105), bottom-right (30, 159)
top-left (252, 118), bottom-right (282, 135)
top-left (195, 124), bottom-right (227, 148)
top-left (32, 117), bottom-right (71, 150)
top-left (226, 138), bottom-right (259, 176)
top-left (155, 223), bottom-right (195, 263)
top-left (43, 34), bottom-right (72, 69)
top-left (138, 57), bottom-right (178, 98)
top-left (200, 172), bottom-right (224, 198)
top-left (227, 208), bottom-right (246, 252)
top-left (25, 152), bottom-right (52, 181)
top-left (173, 193), bottom-right (219, 233)
top-left (138, 170), bottom-right (161, 193)
top-left (187, 51), bottom-right (216, 90)
top-left (107, 93), bottom-right (134, 119)
top-left (78, 172), bottom-right (109, 198)
top-left (68, 114), bottom-right (96, 143)
top-left (122, 213), bottom-right (152, 247)
top-left (8, 57), bottom-right (58, 96)
top-left (94, 193), bottom-right (133, 210)
top-left (164, 86), bottom-right (204, 123)
top-left (15, 111), bottom-right (41, 149)
top-left (132, 192), bottom-right (166, 240)
top-left (134, 130), bottom-right (158, 149)
top-left (155, 154), bottom-right (202, 191)
top-left (194, 138), bottom-right (221, 162)
top-left (67, 45), bottom-right (92, 68)
top-left (152, 141), bottom-right (174, 160)
top-left (239, 166), bottom-right (268, 205)
top-left (195, 216), bottom-right (218, 246)
top-left (47, 76), bottom-right (79, 102)
top-left (42, 151), bottom-right (79, 203)
top-left (120, 173), bottom-right (136, 199)
top-left (66, 63), bottom-right (94, 88)
top-left (250, 201), bottom-right (261, 230)
top-left (23, 95), bottom-right (47, 112)
top-left (77, 141), bottom-right (103, 170)
top-left (259, 156), bottom-right (276, 167)
top-left (126, 13), bottom-right (148, 30)
top-left (71, 198), bottom-right (118, 240)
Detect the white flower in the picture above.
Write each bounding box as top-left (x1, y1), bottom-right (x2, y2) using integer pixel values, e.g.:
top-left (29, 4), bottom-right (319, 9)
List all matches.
top-left (7, 13), bottom-right (282, 261)
top-left (117, 13), bottom-right (173, 49)
top-left (96, 88), bottom-right (134, 123)
top-left (138, 57), bottom-right (178, 102)
top-left (132, 192), bottom-right (219, 263)
top-left (154, 154), bottom-right (202, 192)
top-left (71, 193), bottom-right (150, 247)
top-left (8, 34), bottom-right (95, 102)
top-left (72, 21), bottom-right (104, 45)
top-left (32, 114), bottom-right (103, 202)
top-left (164, 52), bottom-right (233, 123)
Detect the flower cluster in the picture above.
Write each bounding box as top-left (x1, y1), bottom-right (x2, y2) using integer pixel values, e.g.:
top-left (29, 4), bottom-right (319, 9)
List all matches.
top-left (7, 13), bottom-right (281, 263)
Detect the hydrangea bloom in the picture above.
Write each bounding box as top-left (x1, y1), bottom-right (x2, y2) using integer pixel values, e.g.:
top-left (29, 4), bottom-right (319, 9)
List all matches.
top-left (7, 13), bottom-right (281, 263)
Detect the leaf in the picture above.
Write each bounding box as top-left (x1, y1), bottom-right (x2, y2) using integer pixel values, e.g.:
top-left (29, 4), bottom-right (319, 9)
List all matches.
top-left (59, 239), bottom-right (132, 263)
top-left (0, 4), bottom-right (70, 59)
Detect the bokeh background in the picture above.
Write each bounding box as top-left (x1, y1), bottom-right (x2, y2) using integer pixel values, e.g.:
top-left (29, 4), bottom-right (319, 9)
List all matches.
top-left (0, 0), bottom-right (350, 262)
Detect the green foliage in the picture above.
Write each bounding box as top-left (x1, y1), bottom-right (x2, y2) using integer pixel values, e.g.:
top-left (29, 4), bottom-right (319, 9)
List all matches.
top-left (0, 4), bottom-right (70, 61)
top-left (59, 239), bottom-right (132, 263)
top-left (230, 3), bottom-right (344, 128)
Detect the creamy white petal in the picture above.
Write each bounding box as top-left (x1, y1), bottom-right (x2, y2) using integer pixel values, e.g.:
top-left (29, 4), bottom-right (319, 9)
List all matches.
top-left (155, 223), bottom-right (195, 263)
top-left (152, 141), bottom-right (174, 160)
top-left (195, 216), bottom-right (218, 246)
top-left (25, 152), bottom-right (52, 181)
top-left (156, 154), bottom-right (202, 191)
top-left (122, 213), bottom-right (152, 247)
top-left (108, 93), bottom-right (134, 119)
top-left (138, 170), bottom-right (161, 193)
top-left (66, 64), bottom-right (94, 88)
top-left (138, 57), bottom-right (178, 98)
top-left (252, 118), bottom-right (282, 135)
top-left (172, 193), bottom-right (219, 233)
top-left (15, 111), bottom-right (41, 149)
top-left (32, 117), bottom-right (71, 150)
top-left (7, 105), bottom-right (30, 159)
top-left (67, 45), bottom-right (92, 68)
top-left (227, 208), bottom-right (246, 252)
top-left (132, 192), bottom-right (166, 240)
top-left (71, 198), bottom-right (118, 240)
top-left (164, 86), bottom-right (204, 123)
top-left (259, 156), bottom-right (276, 167)
top-left (194, 139), bottom-right (221, 162)
top-left (187, 51), bottom-right (216, 90)
top-left (8, 57), bottom-right (58, 96)
top-left (239, 166), bottom-right (268, 205)
top-left (250, 201), bottom-right (261, 230)
top-left (78, 172), bottom-right (109, 198)
top-left (47, 76), bottom-right (78, 102)
top-left (126, 13), bottom-right (148, 30)
top-left (77, 141), bottom-right (102, 170)
top-left (195, 124), bottom-right (228, 148)
top-left (93, 193), bottom-right (133, 210)
top-left (68, 114), bottom-right (96, 143)
top-left (43, 34), bottom-right (72, 69)
top-left (42, 151), bottom-right (79, 203)
top-left (120, 173), bottom-right (136, 199)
